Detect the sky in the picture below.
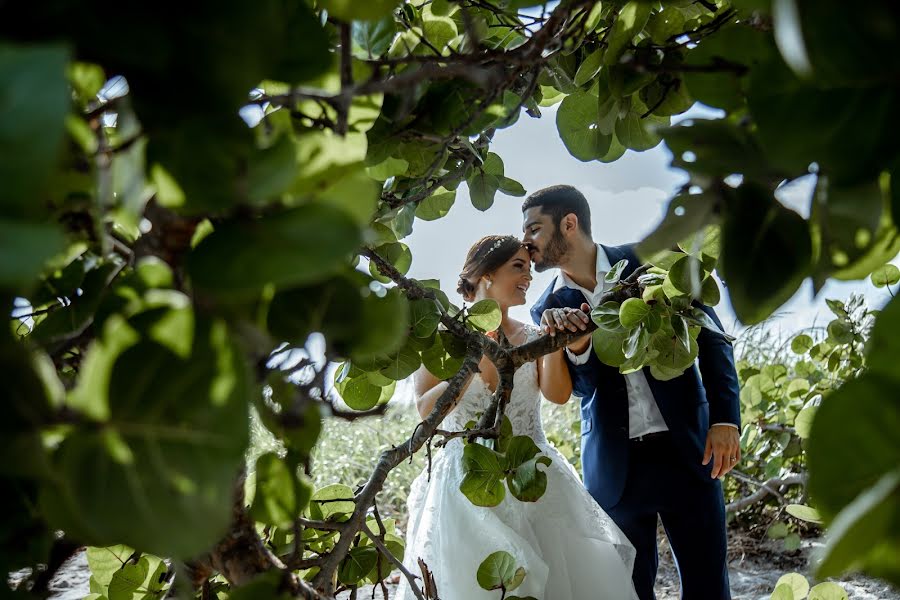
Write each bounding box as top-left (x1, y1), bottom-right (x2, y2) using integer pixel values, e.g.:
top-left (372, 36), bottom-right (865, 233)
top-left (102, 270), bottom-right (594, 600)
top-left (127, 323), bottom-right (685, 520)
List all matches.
top-left (400, 102), bottom-right (898, 341)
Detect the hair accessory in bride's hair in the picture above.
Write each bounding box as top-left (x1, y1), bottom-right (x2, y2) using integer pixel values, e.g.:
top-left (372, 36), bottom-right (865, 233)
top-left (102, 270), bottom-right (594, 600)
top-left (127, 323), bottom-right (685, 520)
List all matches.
top-left (484, 238), bottom-right (505, 256)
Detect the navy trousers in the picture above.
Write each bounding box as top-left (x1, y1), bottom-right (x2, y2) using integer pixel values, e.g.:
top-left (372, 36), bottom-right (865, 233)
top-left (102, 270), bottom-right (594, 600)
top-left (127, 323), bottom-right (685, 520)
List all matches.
top-left (604, 433), bottom-right (731, 600)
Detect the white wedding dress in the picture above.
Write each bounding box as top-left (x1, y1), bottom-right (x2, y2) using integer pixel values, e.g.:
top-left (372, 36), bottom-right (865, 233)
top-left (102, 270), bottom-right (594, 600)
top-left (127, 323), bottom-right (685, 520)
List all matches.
top-left (395, 325), bottom-right (639, 600)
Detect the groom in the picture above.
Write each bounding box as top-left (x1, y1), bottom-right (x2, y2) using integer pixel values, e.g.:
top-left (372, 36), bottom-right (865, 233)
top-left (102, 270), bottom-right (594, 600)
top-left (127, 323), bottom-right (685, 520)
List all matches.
top-left (523, 185), bottom-right (741, 600)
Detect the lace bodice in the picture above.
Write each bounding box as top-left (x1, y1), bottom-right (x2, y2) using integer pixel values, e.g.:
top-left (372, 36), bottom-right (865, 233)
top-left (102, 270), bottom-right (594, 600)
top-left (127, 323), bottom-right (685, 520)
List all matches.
top-left (442, 324), bottom-right (546, 443)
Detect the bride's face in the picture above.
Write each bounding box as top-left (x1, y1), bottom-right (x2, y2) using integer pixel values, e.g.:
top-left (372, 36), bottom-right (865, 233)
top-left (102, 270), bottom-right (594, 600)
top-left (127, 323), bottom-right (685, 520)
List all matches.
top-left (482, 247), bottom-right (533, 308)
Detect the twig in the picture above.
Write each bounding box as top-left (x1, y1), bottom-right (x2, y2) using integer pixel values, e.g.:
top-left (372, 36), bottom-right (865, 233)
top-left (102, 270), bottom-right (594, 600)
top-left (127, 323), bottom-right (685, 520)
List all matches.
top-left (362, 523), bottom-right (425, 600)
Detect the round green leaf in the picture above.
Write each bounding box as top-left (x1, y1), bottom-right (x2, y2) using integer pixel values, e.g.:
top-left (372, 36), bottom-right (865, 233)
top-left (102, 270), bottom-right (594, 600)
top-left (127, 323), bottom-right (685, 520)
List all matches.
top-left (556, 90), bottom-right (613, 162)
top-left (827, 319), bottom-right (853, 345)
top-left (720, 183), bottom-right (812, 324)
top-left (592, 328), bottom-right (628, 367)
top-left (42, 313), bottom-right (251, 558)
top-left (338, 546), bottom-right (379, 585)
top-left (871, 263), bottom-right (900, 288)
top-left (775, 573), bottom-right (809, 600)
top-left (791, 334), bottom-right (815, 355)
top-left (619, 298), bottom-right (651, 328)
top-left (335, 372), bottom-right (382, 410)
top-left (467, 299), bottom-right (502, 332)
top-left (310, 484), bottom-right (356, 521)
top-left (0, 44), bottom-right (70, 216)
top-left (476, 550), bottom-right (524, 591)
top-left (808, 374), bottom-right (900, 521)
top-left (808, 582), bottom-right (849, 600)
top-left (460, 443), bottom-right (506, 507)
top-left (770, 583), bottom-right (795, 600)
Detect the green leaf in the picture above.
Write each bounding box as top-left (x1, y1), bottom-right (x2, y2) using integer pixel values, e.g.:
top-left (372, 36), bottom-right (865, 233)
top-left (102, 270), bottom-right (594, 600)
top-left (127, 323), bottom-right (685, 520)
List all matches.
top-left (767, 521), bottom-right (790, 539)
top-left (86, 546), bottom-right (135, 588)
top-left (0, 43), bottom-right (70, 218)
top-left (661, 119), bottom-right (774, 180)
top-left (786, 504), bottom-right (822, 524)
top-left (476, 550), bottom-right (525, 591)
top-left (770, 583), bottom-right (795, 600)
top-left (650, 329), bottom-right (699, 380)
top-left (574, 49), bottom-right (604, 87)
top-left (334, 371), bottom-right (382, 410)
top-left (309, 484), bottom-right (356, 521)
top-left (808, 374), bottom-right (900, 522)
top-left (592, 301), bottom-right (624, 332)
top-left (338, 546), bottom-right (379, 585)
top-left (605, 259), bottom-right (629, 284)
top-left (379, 344), bottom-right (422, 381)
top-left (808, 582), bottom-right (849, 600)
top-left (467, 153), bottom-right (505, 210)
top-left (827, 319), bottom-right (853, 345)
top-left (188, 205), bottom-right (361, 301)
top-left (556, 91), bottom-right (613, 162)
top-left (43, 314), bottom-right (250, 558)
top-left (369, 242), bottom-right (413, 283)
top-left (352, 288), bottom-right (410, 362)
top-left (775, 573), bottom-right (809, 600)
top-left (592, 328), bottom-right (628, 367)
top-left (791, 334), bottom-right (814, 355)
top-left (366, 156), bottom-right (409, 181)
top-left (352, 16), bottom-right (397, 58)
top-left (416, 187), bottom-right (456, 221)
top-left (619, 298), bottom-right (651, 328)
top-left (498, 176), bottom-right (527, 197)
top-left (603, 2), bottom-right (652, 65)
top-left (720, 183), bottom-right (812, 324)
top-left (816, 469), bottom-right (900, 580)
top-left (250, 453), bottom-right (311, 529)
top-left (468, 299), bottom-right (502, 332)
top-left (637, 193), bottom-right (720, 260)
top-left (664, 255), bottom-right (704, 299)
top-left (0, 219), bottom-right (67, 292)
top-left (866, 296), bottom-right (900, 380)
top-left (615, 103), bottom-right (665, 151)
top-left (460, 443), bottom-right (506, 507)
top-left (810, 177), bottom-right (900, 282)
top-left (421, 331), bottom-right (465, 380)
top-left (108, 557), bottom-right (148, 600)
top-left (410, 298), bottom-right (441, 338)
top-left (319, 0), bottom-right (401, 22)
top-left (871, 263), bottom-right (900, 288)
top-left (623, 324), bottom-right (649, 360)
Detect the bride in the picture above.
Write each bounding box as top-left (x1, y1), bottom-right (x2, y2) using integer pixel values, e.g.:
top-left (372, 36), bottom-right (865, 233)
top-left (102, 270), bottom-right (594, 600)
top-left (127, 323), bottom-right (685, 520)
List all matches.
top-left (395, 235), bottom-right (639, 600)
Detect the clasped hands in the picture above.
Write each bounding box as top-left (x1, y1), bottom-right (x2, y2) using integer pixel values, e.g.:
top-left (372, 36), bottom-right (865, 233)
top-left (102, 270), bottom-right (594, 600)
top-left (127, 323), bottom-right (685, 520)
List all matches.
top-left (540, 302), bottom-right (592, 353)
top-left (540, 302), bottom-right (741, 479)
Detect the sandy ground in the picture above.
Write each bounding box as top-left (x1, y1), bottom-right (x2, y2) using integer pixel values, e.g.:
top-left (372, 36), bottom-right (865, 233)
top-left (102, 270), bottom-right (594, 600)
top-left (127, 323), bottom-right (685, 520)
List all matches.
top-left (25, 530), bottom-right (899, 600)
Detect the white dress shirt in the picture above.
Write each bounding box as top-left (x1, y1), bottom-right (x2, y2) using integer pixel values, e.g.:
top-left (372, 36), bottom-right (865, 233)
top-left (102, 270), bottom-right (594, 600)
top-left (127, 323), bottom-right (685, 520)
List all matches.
top-left (559, 245), bottom-right (668, 439)
top-left (559, 244), bottom-right (737, 437)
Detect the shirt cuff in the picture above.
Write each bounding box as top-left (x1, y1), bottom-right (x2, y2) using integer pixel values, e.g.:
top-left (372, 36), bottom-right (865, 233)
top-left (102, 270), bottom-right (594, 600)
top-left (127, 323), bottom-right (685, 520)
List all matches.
top-left (711, 422), bottom-right (739, 430)
top-left (565, 340), bottom-right (593, 365)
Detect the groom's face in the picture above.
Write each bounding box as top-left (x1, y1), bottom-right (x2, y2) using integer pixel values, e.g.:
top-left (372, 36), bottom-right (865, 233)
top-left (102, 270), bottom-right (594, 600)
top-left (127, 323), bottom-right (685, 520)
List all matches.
top-left (523, 207), bottom-right (569, 272)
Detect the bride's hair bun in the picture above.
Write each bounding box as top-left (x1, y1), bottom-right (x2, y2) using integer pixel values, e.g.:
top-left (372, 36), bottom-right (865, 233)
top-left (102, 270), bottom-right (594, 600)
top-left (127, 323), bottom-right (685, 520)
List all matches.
top-left (457, 276), bottom-right (476, 299)
top-left (457, 235), bottom-right (524, 302)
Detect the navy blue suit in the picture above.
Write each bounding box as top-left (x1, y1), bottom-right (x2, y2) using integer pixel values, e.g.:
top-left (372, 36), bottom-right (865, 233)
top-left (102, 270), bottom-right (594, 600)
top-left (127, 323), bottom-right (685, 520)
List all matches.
top-left (531, 244), bottom-right (741, 600)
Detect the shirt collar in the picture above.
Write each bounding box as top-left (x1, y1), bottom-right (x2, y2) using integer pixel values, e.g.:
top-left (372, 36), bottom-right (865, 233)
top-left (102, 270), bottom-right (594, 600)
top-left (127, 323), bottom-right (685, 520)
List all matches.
top-left (553, 244), bottom-right (611, 294)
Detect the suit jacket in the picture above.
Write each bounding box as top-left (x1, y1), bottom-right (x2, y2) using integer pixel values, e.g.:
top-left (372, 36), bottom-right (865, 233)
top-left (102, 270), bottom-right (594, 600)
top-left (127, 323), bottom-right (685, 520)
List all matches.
top-left (530, 243), bottom-right (741, 509)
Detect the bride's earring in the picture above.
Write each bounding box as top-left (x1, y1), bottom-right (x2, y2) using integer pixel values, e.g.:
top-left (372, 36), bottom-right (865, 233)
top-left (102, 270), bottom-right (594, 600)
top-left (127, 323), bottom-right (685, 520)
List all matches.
top-left (486, 279), bottom-right (492, 289)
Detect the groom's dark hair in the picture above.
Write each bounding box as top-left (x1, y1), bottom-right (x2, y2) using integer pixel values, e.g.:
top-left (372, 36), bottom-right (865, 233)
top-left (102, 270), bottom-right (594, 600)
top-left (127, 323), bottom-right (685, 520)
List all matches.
top-left (522, 185), bottom-right (592, 236)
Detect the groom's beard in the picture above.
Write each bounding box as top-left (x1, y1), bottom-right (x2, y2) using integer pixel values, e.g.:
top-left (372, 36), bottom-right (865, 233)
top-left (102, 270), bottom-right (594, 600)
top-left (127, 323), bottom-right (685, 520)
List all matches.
top-left (533, 229), bottom-right (569, 272)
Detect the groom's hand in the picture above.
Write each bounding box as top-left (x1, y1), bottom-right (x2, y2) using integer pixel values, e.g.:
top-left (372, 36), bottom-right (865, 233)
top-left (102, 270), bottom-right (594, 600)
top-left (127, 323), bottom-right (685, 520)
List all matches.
top-left (703, 424), bottom-right (741, 479)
